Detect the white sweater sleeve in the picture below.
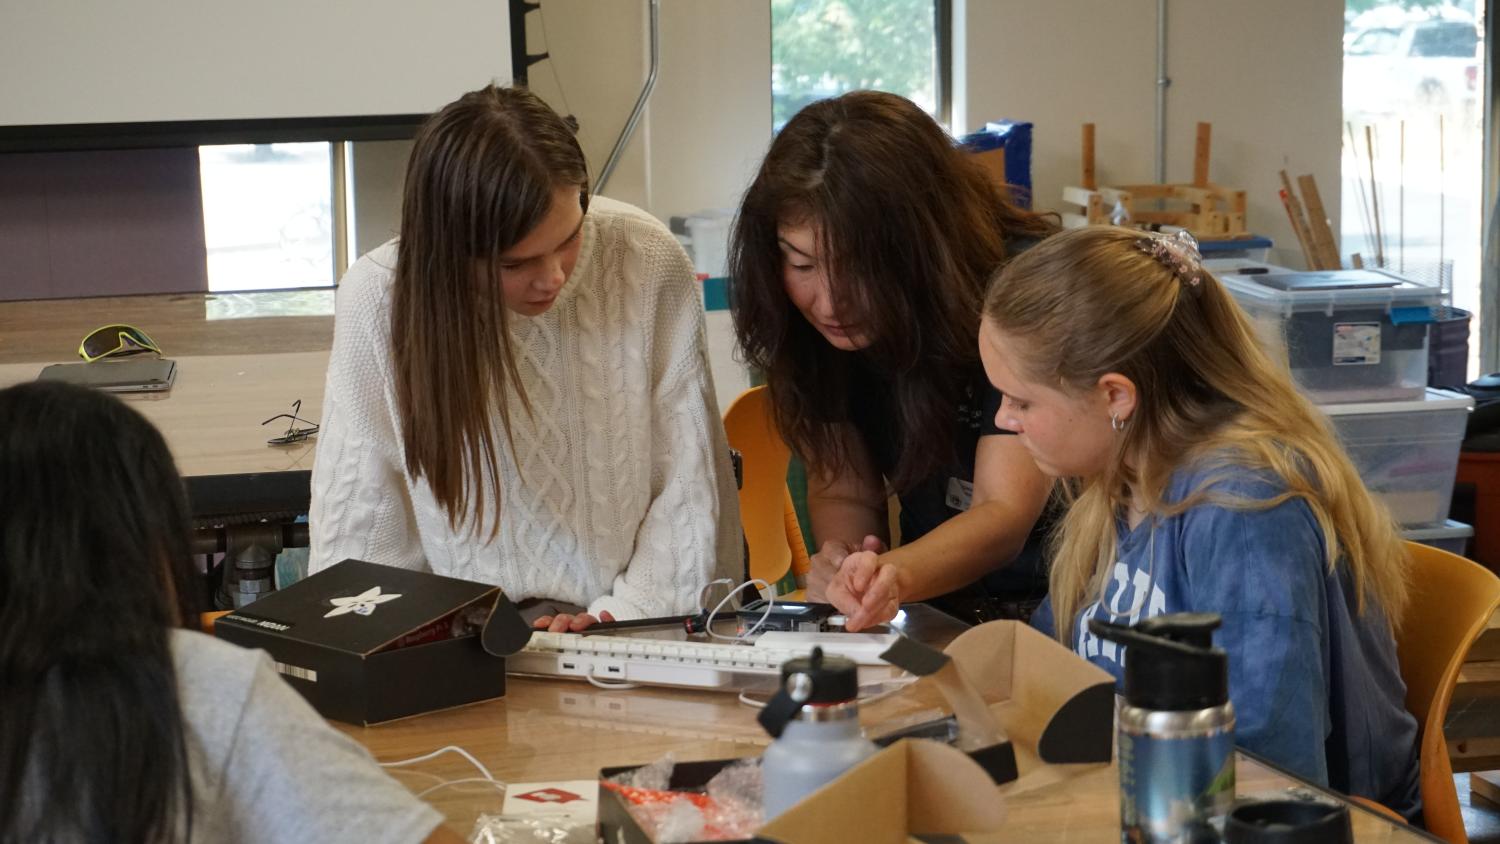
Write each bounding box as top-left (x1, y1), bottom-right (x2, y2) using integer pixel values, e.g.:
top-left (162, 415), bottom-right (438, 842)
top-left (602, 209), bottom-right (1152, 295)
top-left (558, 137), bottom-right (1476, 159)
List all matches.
top-left (308, 255), bottom-right (426, 574)
top-left (587, 233), bottom-right (744, 619)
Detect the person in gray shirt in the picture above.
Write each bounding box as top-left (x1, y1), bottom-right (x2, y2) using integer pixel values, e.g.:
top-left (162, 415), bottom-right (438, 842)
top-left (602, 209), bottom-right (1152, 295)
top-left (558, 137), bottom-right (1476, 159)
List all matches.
top-left (0, 381), bottom-right (463, 844)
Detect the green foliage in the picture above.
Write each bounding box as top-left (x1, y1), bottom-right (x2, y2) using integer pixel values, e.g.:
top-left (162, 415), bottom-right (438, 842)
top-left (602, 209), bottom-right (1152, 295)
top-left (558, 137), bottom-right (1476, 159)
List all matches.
top-left (771, 0), bottom-right (936, 126)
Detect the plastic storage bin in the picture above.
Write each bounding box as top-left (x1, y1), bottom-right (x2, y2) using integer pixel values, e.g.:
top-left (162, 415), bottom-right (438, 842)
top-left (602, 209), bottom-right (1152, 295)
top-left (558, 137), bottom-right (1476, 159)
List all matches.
top-left (1323, 388), bottom-right (1473, 527)
top-left (1198, 235), bottom-right (1273, 264)
top-left (1224, 268), bottom-right (1441, 404)
top-left (1401, 520), bottom-right (1474, 557)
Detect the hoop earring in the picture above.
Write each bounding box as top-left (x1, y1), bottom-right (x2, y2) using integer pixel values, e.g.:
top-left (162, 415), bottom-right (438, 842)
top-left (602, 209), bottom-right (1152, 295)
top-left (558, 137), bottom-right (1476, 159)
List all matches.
top-left (1110, 412), bottom-right (1126, 432)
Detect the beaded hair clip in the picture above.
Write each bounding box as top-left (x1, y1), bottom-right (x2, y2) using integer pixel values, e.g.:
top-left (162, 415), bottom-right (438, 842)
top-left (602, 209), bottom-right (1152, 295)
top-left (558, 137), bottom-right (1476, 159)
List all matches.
top-left (1135, 230), bottom-right (1203, 288)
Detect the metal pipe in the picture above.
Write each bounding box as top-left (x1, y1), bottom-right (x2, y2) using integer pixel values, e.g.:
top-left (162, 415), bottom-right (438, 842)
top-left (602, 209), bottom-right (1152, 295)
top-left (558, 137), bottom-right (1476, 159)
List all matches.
top-left (595, 0), bottom-right (660, 194)
top-left (1154, 0), bottom-right (1169, 184)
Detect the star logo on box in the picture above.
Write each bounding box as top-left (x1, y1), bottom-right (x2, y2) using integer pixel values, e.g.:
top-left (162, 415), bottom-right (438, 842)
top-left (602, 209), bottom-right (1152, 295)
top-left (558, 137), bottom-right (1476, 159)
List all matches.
top-left (515, 788), bottom-right (585, 805)
top-left (323, 586), bottom-right (403, 618)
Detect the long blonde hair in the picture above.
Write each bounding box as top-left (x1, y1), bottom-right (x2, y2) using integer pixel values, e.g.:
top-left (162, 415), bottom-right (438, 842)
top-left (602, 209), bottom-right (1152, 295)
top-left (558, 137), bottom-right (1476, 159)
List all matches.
top-left (982, 226), bottom-right (1408, 641)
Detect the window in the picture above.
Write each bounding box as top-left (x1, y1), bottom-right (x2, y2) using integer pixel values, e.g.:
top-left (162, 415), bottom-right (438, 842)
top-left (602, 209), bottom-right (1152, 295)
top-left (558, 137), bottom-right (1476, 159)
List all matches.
top-left (771, 0), bottom-right (945, 130)
top-left (1411, 21), bottom-right (1478, 57)
top-left (198, 143), bottom-right (336, 292)
top-left (1347, 27), bottom-right (1402, 55)
top-left (1342, 1), bottom-right (1484, 380)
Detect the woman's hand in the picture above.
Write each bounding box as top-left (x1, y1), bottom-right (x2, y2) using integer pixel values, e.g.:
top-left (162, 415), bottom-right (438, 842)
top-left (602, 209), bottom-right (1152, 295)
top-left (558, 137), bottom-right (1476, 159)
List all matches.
top-left (532, 610), bottom-right (616, 633)
top-left (806, 535), bottom-right (886, 600)
top-left (826, 547), bottom-right (903, 632)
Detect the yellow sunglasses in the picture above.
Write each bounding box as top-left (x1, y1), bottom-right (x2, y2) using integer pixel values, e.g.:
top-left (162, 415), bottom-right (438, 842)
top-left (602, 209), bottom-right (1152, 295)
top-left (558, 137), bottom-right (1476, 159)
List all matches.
top-left (78, 324), bottom-right (162, 363)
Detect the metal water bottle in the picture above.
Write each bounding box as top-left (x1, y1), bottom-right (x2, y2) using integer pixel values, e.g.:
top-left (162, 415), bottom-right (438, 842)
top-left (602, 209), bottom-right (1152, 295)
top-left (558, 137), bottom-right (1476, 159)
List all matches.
top-left (757, 647), bottom-right (876, 820)
top-left (1090, 613), bottom-right (1235, 844)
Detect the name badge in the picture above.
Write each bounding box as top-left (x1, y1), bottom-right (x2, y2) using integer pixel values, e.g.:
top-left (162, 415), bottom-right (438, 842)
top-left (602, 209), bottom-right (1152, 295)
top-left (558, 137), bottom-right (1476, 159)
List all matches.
top-left (945, 477), bottom-right (974, 512)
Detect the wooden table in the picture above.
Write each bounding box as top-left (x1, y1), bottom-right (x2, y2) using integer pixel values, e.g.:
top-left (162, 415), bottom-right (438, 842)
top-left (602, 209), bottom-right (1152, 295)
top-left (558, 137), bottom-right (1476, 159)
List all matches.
top-left (337, 609), bottom-right (1437, 842)
top-left (0, 351), bottom-right (327, 476)
top-left (0, 290), bottom-right (332, 516)
top-left (0, 289), bottom-right (333, 364)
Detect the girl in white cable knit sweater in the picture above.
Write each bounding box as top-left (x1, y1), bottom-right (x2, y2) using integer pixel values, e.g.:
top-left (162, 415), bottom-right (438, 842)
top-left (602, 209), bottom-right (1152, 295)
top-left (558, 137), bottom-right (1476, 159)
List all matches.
top-left (309, 85), bottom-right (741, 632)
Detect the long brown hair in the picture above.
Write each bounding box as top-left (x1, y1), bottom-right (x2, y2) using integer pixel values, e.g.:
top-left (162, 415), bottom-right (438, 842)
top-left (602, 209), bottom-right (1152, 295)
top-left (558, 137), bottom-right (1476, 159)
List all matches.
top-left (391, 84), bottom-right (588, 536)
top-left (981, 226), bottom-right (1409, 640)
top-left (730, 90), bottom-right (1057, 491)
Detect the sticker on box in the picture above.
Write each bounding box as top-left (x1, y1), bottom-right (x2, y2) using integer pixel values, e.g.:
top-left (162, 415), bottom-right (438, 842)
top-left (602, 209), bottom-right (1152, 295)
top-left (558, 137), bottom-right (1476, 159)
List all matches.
top-left (500, 780), bottom-right (599, 821)
top-left (1332, 322), bottom-right (1381, 366)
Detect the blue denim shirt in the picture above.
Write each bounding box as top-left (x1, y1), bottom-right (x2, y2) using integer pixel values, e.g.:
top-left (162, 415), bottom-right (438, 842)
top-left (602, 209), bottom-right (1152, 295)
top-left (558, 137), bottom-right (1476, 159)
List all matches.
top-left (1032, 464), bottom-right (1422, 822)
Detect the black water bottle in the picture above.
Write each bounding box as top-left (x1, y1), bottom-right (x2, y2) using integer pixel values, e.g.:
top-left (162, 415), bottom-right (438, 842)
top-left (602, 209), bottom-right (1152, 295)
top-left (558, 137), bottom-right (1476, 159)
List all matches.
top-left (1090, 613), bottom-right (1235, 844)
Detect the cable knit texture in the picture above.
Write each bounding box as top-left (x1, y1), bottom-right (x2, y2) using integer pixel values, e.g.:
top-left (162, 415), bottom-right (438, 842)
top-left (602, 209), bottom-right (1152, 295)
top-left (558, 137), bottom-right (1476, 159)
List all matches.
top-left (310, 196), bottom-right (742, 619)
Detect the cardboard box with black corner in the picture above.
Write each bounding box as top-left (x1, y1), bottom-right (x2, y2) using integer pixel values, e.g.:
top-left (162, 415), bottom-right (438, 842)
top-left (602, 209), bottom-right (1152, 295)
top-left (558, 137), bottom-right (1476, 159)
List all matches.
top-left (213, 558), bottom-right (533, 725)
top-left (879, 618), bottom-right (1116, 786)
top-left (599, 740), bottom-right (1008, 844)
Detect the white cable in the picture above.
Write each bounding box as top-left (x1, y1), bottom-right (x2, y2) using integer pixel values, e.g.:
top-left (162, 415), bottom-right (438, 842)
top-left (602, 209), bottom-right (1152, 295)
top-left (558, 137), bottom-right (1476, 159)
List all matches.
top-left (706, 578), bottom-right (774, 641)
top-left (415, 776), bottom-right (509, 800)
top-left (587, 674), bottom-right (639, 690)
top-left (378, 745), bottom-right (499, 786)
top-left (738, 691), bottom-right (768, 709)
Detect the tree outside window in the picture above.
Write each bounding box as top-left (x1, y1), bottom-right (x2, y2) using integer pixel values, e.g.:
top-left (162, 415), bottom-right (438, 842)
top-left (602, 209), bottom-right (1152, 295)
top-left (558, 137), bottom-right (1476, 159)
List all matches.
top-left (771, 0), bottom-right (938, 130)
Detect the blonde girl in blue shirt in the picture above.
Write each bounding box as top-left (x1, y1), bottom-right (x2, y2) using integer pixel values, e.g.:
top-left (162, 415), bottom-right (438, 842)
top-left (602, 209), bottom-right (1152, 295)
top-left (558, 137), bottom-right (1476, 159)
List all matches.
top-left (978, 226), bottom-right (1420, 822)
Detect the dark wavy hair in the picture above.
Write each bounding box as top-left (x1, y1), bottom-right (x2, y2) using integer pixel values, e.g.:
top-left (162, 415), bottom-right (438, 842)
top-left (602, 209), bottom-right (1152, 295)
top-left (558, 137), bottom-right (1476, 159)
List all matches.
top-left (730, 90), bottom-right (1058, 490)
top-left (393, 83), bottom-right (589, 537)
top-left (0, 380), bottom-right (200, 842)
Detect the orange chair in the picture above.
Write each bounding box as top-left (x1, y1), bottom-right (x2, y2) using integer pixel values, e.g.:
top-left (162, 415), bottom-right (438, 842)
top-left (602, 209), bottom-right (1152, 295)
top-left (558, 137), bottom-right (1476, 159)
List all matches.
top-left (722, 386), bottom-right (811, 592)
top-left (1393, 541), bottom-right (1500, 843)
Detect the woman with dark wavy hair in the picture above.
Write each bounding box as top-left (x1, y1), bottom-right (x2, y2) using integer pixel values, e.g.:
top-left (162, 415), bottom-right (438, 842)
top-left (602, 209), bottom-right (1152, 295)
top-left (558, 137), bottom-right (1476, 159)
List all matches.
top-left (731, 90), bottom-right (1059, 631)
top-left (0, 381), bottom-right (461, 843)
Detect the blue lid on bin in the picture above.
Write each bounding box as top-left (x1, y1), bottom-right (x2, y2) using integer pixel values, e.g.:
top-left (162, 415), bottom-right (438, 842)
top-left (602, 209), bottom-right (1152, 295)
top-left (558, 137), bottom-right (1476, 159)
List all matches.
top-left (1198, 235), bottom-right (1273, 253)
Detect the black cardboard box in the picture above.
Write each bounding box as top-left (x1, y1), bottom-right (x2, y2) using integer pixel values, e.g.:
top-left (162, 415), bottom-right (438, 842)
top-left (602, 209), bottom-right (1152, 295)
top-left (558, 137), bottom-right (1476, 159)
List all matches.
top-left (214, 558), bottom-right (533, 724)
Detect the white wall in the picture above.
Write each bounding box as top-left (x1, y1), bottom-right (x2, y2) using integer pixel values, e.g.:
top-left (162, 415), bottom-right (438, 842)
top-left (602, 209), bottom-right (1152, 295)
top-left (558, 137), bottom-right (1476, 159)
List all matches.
top-left (0, 0), bottom-right (511, 126)
top-left (350, 140), bottom-right (411, 256)
top-left (525, 0), bottom-right (773, 221)
top-left (522, 1), bottom-right (773, 410)
top-left (960, 0), bottom-right (1345, 268)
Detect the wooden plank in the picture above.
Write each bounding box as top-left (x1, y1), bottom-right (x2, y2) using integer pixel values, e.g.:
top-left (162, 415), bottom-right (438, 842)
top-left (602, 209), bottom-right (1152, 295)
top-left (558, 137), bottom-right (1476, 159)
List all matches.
top-left (1450, 736), bottom-right (1500, 773)
top-left (1086, 193), bottom-right (1106, 225)
top-left (1278, 170), bottom-right (1322, 269)
top-left (1230, 189), bottom-right (1248, 216)
top-left (1061, 186), bottom-right (1099, 209)
top-left (1116, 184), bottom-right (1177, 200)
top-left (1457, 661), bottom-right (1500, 697)
top-left (1193, 122), bottom-right (1212, 187)
top-left (1167, 186), bottom-right (1215, 208)
top-left (1474, 771), bottom-right (1500, 807)
top-left (1468, 610), bottom-right (1500, 662)
top-left (1132, 211), bottom-right (1196, 225)
top-left (1097, 187), bottom-right (1134, 206)
top-left (1081, 123), bottom-right (1096, 191)
top-left (1060, 212), bottom-right (1091, 229)
top-left (1297, 174), bottom-right (1342, 270)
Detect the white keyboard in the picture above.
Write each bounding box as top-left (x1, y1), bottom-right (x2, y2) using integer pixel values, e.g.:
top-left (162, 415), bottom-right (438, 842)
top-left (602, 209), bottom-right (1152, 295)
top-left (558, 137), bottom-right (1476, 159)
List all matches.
top-left (508, 631), bottom-right (910, 693)
top-left (508, 632), bottom-right (802, 691)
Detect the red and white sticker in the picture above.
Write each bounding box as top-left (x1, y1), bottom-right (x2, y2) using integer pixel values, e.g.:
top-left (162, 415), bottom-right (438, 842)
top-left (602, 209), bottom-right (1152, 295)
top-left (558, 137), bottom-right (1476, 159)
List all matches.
top-left (501, 780), bottom-right (599, 822)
